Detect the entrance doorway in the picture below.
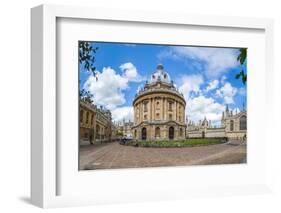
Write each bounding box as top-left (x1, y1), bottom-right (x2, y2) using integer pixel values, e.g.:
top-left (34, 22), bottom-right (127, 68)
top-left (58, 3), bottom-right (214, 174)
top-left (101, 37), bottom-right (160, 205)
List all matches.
top-left (141, 127), bottom-right (147, 140)
top-left (169, 126), bottom-right (174, 140)
top-left (202, 131), bottom-right (205, 138)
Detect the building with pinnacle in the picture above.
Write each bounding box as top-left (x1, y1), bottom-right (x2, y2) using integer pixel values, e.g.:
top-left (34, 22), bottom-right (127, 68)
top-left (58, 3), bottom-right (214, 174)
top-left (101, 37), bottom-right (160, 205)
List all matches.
top-left (132, 64), bottom-right (186, 141)
top-left (187, 105), bottom-right (247, 140)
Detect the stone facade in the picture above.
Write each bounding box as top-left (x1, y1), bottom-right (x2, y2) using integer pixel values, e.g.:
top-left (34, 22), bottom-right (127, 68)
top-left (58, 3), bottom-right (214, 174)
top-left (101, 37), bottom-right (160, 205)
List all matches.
top-left (187, 105), bottom-right (247, 141)
top-left (79, 101), bottom-right (113, 144)
top-left (116, 120), bottom-right (134, 138)
top-left (132, 64), bottom-right (186, 141)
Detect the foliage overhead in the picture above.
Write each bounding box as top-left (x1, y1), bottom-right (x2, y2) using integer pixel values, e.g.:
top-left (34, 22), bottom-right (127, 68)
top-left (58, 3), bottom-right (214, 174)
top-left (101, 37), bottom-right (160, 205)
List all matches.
top-left (79, 41), bottom-right (98, 76)
top-left (80, 89), bottom-right (94, 104)
top-left (236, 48), bottom-right (247, 85)
top-left (79, 41), bottom-right (98, 103)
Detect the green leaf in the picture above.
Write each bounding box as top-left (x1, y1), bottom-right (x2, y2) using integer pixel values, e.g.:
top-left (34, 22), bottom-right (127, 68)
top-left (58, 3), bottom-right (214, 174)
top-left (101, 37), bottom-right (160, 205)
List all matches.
top-left (235, 73), bottom-right (241, 79)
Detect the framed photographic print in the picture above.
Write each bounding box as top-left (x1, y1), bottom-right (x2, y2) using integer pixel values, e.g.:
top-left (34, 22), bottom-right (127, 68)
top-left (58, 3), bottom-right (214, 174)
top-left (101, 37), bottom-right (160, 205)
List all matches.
top-left (31, 4), bottom-right (274, 208)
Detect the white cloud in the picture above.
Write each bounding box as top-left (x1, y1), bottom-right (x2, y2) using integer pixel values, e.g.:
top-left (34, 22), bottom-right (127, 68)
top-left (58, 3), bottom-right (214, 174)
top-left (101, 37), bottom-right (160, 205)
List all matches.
top-left (178, 74), bottom-right (204, 101)
top-left (119, 62), bottom-right (143, 82)
top-left (83, 62), bottom-right (144, 112)
top-left (216, 82), bottom-right (238, 104)
top-left (177, 74), bottom-right (224, 125)
top-left (205, 79), bottom-right (219, 92)
top-left (111, 106), bottom-right (134, 122)
top-left (187, 95), bottom-right (225, 125)
top-left (83, 67), bottom-right (129, 110)
top-left (160, 46), bottom-right (239, 78)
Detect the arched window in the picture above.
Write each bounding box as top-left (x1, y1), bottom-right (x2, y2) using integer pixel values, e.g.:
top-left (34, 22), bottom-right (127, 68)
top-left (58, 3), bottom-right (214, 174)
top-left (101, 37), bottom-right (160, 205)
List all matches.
top-left (240, 115), bottom-right (247, 130)
top-left (155, 127), bottom-right (160, 138)
top-left (230, 120), bottom-right (234, 131)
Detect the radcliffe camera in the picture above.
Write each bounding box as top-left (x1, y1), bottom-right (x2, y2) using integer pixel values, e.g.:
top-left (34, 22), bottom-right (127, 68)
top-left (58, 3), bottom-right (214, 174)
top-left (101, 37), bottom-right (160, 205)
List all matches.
top-left (78, 41), bottom-right (247, 170)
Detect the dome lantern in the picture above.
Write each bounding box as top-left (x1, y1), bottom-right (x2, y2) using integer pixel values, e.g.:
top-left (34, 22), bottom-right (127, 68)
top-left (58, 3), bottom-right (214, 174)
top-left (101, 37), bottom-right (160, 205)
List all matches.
top-left (149, 64), bottom-right (171, 84)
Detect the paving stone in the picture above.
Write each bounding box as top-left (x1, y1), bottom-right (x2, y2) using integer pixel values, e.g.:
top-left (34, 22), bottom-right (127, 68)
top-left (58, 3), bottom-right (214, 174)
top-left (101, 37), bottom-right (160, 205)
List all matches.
top-left (79, 142), bottom-right (247, 170)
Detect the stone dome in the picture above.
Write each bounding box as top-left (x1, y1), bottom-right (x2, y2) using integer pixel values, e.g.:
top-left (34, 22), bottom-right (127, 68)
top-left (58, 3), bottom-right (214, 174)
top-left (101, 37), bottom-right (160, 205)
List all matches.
top-left (149, 64), bottom-right (171, 84)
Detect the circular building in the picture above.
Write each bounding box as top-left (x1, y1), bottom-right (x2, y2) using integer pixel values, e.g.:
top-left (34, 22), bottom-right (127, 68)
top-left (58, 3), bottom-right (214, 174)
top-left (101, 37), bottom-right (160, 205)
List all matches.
top-left (132, 64), bottom-right (186, 141)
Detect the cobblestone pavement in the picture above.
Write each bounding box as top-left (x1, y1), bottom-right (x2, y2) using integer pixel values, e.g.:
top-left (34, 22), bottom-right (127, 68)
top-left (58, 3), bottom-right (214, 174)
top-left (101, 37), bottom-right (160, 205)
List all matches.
top-left (79, 141), bottom-right (247, 170)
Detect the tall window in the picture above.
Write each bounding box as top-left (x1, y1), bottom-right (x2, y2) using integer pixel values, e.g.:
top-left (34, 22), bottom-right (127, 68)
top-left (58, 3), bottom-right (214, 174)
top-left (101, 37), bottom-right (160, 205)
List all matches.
top-left (168, 102), bottom-right (173, 111)
top-left (91, 114), bottom-right (94, 125)
top-left (155, 127), bottom-right (160, 137)
top-left (169, 114), bottom-right (172, 120)
top-left (80, 110), bottom-right (84, 122)
top-left (179, 128), bottom-right (183, 137)
top-left (86, 111), bottom-right (89, 124)
top-left (240, 115), bottom-right (247, 130)
top-left (84, 132), bottom-right (88, 138)
top-left (144, 102), bottom-right (148, 112)
top-left (230, 120), bottom-right (234, 131)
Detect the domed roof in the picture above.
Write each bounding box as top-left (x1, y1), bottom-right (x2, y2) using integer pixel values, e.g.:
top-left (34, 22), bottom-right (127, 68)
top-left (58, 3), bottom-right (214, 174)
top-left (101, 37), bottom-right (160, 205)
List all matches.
top-left (149, 64), bottom-right (171, 84)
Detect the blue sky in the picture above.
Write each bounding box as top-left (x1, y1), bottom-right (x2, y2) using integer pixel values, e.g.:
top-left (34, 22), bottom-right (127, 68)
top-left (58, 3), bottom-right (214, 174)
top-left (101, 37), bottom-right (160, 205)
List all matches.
top-left (80, 42), bottom-right (247, 126)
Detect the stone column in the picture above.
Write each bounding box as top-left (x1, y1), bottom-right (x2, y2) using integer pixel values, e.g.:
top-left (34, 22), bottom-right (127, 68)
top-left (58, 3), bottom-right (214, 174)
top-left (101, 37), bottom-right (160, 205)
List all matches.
top-left (151, 98), bottom-right (154, 120)
top-left (175, 101), bottom-right (177, 121)
top-left (150, 98), bottom-right (153, 121)
top-left (163, 98), bottom-right (166, 121)
top-left (162, 97), bottom-right (164, 120)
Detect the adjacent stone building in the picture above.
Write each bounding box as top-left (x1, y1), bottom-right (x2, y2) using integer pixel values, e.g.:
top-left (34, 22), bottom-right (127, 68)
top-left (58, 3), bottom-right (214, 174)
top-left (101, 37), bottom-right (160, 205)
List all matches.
top-left (80, 100), bottom-right (113, 144)
top-left (115, 120), bottom-right (134, 138)
top-left (132, 64), bottom-right (186, 141)
top-left (187, 105), bottom-right (247, 140)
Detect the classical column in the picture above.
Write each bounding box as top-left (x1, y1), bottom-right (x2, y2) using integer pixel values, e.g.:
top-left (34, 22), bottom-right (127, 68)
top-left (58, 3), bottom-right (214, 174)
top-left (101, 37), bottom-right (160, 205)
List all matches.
top-left (162, 97), bottom-right (164, 120)
top-left (150, 98), bottom-right (153, 121)
top-left (139, 102), bottom-right (143, 121)
top-left (151, 98), bottom-right (154, 120)
top-left (175, 100), bottom-right (178, 121)
top-left (163, 98), bottom-right (166, 120)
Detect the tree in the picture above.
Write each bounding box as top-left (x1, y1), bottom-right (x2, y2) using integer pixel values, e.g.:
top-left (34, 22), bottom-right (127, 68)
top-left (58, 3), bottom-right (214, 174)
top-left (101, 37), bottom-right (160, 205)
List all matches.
top-left (236, 48), bottom-right (247, 85)
top-left (79, 41), bottom-right (98, 103)
top-left (80, 89), bottom-right (94, 104)
top-left (79, 41), bottom-right (98, 76)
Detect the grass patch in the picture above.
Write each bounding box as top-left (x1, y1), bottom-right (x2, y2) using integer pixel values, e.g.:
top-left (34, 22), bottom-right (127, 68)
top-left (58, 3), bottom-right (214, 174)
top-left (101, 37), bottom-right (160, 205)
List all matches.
top-left (125, 138), bottom-right (226, 148)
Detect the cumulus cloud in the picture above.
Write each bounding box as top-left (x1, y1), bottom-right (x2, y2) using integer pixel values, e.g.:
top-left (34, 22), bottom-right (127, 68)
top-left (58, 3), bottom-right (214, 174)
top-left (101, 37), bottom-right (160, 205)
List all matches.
top-left (83, 62), bottom-right (144, 112)
top-left (178, 74), bottom-right (204, 101)
top-left (216, 82), bottom-right (238, 104)
top-left (83, 67), bottom-right (128, 110)
top-left (205, 79), bottom-right (219, 92)
top-left (187, 95), bottom-right (225, 125)
top-left (119, 62), bottom-right (144, 82)
top-left (111, 106), bottom-right (134, 122)
top-left (159, 46), bottom-right (239, 79)
top-left (178, 75), bottom-right (226, 125)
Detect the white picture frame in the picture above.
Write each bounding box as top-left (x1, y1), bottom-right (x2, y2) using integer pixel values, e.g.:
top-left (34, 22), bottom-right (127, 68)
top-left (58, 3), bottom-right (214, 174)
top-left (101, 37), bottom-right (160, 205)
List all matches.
top-left (31, 4), bottom-right (274, 208)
